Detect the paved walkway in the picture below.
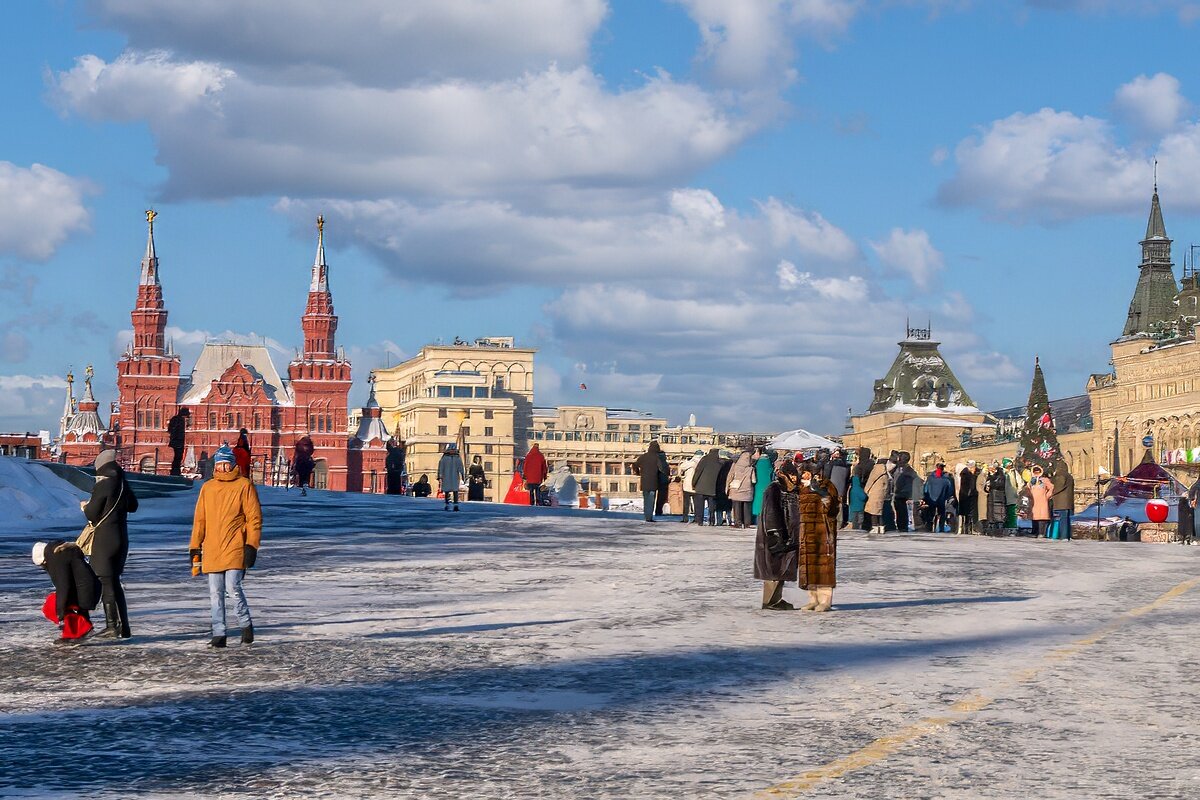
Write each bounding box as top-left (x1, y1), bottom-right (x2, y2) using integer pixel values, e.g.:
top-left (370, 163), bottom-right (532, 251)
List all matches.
top-left (0, 488), bottom-right (1196, 798)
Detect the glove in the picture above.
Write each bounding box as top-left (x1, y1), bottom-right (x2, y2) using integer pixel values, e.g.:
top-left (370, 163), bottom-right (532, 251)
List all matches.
top-left (189, 548), bottom-right (201, 564)
top-left (243, 545), bottom-right (257, 569)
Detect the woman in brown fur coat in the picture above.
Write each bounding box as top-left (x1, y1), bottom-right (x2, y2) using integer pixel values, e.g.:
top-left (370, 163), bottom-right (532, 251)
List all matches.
top-left (797, 461), bottom-right (841, 612)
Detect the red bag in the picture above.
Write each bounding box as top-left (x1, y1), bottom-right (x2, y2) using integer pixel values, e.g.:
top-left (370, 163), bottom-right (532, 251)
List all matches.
top-left (42, 593), bottom-right (93, 640)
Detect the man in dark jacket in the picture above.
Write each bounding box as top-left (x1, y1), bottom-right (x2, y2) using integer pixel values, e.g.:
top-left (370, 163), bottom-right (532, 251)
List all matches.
top-left (690, 447), bottom-right (723, 526)
top-left (1050, 460), bottom-right (1075, 540)
top-left (654, 449), bottom-right (670, 516)
top-left (924, 463), bottom-right (955, 533)
top-left (891, 452), bottom-right (919, 533)
top-left (33, 540), bottom-right (101, 641)
top-left (633, 441), bottom-right (664, 522)
top-left (385, 438), bottom-right (406, 495)
top-left (167, 407), bottom-right (190, 476)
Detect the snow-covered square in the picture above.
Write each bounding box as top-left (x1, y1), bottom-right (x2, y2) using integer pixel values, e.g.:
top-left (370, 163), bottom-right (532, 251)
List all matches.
top-left (1, 460), bottom-right (1197, 798)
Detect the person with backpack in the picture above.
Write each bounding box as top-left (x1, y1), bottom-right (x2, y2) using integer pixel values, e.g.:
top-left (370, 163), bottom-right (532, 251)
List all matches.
top-left (189, 445), bottom-right (262, 648)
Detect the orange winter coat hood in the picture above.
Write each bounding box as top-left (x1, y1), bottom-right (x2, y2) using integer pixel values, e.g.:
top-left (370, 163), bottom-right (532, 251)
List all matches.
top-left (189, 469), bottom-right (262, 573)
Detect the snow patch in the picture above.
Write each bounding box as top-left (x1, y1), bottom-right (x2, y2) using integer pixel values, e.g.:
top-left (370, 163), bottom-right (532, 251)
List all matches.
top-left (0, 457), bottom-right (87, 524)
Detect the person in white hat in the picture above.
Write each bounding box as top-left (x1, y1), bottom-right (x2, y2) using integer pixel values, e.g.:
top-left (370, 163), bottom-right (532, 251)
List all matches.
top-left (437, 442), bottom-right (466, 512)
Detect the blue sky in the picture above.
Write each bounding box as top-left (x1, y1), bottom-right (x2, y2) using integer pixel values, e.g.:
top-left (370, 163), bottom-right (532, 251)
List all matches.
top-left (4, 0), bottom-right (1200, 435)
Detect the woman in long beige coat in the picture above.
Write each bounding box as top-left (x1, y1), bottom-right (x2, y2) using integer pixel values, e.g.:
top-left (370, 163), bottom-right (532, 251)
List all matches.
top-left (725, 451), bottom-right (757, 528)
top-left (863, 458), bottom-right (894, 534)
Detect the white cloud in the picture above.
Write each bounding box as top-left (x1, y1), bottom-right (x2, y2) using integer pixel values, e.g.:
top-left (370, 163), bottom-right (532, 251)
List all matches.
top-left (777, 260), bottom-right (868, 301)
top-left (0, 162), bottom-right (92, 260)
top-left (1113, 73), bottom-right (1188, 138)
top-left (870, 228), bottom-right (944, 288)
top-left (111, 325), bottom-right (290, 363)
top-left (759, 198), bottom-right (860, 263)
top-left (954, 351), bottom-right (1023, 384)
top-left (85, 0), bottom-right (608, 85)
top-left (0, 374), bottom-right (69, 432)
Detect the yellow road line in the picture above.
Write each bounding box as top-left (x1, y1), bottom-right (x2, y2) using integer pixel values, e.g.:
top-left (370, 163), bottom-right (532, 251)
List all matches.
top-left (755, 575), bottom-right (1200, 798)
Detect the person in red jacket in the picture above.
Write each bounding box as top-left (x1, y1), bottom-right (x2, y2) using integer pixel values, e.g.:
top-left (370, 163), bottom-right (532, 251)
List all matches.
top-left (523, 444), bottom-right (548, 506)
top-left (232, 428), bottom-right (252, 479)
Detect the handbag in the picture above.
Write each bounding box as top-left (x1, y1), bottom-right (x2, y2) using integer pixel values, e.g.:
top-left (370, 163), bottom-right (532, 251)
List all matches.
top-left (77, 479), bottom-right (124, 557)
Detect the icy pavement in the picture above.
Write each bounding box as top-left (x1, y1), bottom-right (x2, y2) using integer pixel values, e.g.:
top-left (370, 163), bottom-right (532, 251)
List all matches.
top-left (1, 483), bottom-right (1198, 799)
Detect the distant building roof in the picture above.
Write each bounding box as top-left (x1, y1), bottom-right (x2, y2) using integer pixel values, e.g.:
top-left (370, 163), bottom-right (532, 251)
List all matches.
top-left (178, 342), bottom-right (295, 407)
top-left (987, 393), bottom-right (1092, 434)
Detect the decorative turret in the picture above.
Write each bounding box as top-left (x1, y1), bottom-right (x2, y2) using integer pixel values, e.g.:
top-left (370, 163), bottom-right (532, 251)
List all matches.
top-left (301, 215), bottom-right (338, 361)
top-left (867, 321), bottom-right (977, 413)
top-left (58, 370), bottom-right (76, 442)
top-left (63, 366), bottom-right (108, 442)
top-left (131, 209), bottom-right (170, 356)
top-left (353, 373), bottom-right (390, 446)
top-left (1122, 182), bottom-right (1179, 338)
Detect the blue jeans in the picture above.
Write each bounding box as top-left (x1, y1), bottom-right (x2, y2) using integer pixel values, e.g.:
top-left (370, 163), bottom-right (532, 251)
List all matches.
top-left (208, 570), bottom-right (252, 637)
top-left (642, 490), bottom-right (656, 521)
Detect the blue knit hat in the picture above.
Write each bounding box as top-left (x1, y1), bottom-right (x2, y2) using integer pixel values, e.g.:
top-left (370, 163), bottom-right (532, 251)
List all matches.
top-left (213, 445), bottom-right (235, 466)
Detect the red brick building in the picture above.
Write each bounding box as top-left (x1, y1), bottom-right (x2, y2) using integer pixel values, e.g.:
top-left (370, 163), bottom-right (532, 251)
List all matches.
top-left (61, 212), bottom-right (387, 492)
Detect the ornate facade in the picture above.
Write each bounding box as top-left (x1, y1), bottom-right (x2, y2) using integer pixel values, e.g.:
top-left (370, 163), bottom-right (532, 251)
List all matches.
top-left (61, 212), bottom-right (381, 492)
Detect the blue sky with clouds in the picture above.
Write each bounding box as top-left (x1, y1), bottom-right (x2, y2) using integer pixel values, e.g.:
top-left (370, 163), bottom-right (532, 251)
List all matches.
top-left (3, 0), bottom-right (1200, 435)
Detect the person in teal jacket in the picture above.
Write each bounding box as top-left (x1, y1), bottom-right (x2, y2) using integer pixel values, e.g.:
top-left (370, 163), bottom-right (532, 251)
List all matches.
top-left (751, 448), bottom-right (776, 523)
top-left (847, 473), bottom-right (868, 530)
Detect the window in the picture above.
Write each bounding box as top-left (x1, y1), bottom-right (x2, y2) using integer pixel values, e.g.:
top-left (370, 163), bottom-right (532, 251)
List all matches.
top-left (606, 423), bottom-right (619, 431)
top-left (438, 425), bottom-right (447, 436)
top-left (210, 412), bottom-right (217, 429)
top-left (485, 427), bottom-right (493, 437)
top-left (650, 425), bottom-right (661, 432)
top-left (604, 432), bottom-right (617, 442)
top-left (462, 426), bottom-right (470, 436)
top-left (438, 408), bottom-right (448, 418)
top-left (628, 482), bottom-right (637, 493)
top-left (494, 376), bottom-right (505, 391)
top-left (225, 412), bottom-right (234, 428)
top-left (236, 412), bottom-right (243, 429)
top-left (485, 461), bottom-right (494, 471)
top-left (453, 386), bottom-right (472, 398)
top-left (474, 387), bottom-right (489, 398)
top-left (437, 386), bottom-right (452, 398)
top-left (485, 444), bottom-right (493, 454)
top-left (254, 413), bottom-right (261, 430)
top-left (629, 424), bottom-right (641, 432)
top-left (609, 482), bottom-right (619, 492)
top-left (155, 411), bottom-right (162, 428)
top-left (309, 414), bottom-right (316, 431)
top-left (326, 414), bottom-right (333, 433)
top-left (484, 409), bottom-right (494, 420)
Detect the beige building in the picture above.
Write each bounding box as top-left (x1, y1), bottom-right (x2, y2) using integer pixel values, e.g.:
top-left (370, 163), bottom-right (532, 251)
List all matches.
top-left (372, 337), bottom-right (535, 501)
top-left (531, 405), bottom-right (755, 498)
top-left (844, 187), bottom-right (1200, 512)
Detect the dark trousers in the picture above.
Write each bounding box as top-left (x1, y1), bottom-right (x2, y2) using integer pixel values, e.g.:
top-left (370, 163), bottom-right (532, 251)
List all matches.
top-left (1032, 519), bottom-right (1049, 538)
top-left (960, 499), bottom-right (978, 532)
top-left (170, 446), bottom-right (184, 476)
top-left (693, 494), bottom-right (716, 525)
top-left (893, 497), bottom-right (910, 532)
top-left (932, 501), bottom-right (949, 532)
top-left (99, 574), bottom-right (130, 636)
top-left (642, 490), bottom-right (656, 521)
top-left (732, 500), bottom-right (753, 527)
top-left (655, 485), bottom-right (668, 516)
top-left (682, 492), bottom-right (694, 522)
top-left (444, 491), bottom-right (459, 508)
top-left (526, 483), bottom-right (542, 506)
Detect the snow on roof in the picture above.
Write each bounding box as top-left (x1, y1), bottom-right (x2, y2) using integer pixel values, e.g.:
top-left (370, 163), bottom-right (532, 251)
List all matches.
top-left (178, 343), bottom-right (295, 406)
top-left (885, 402), bottom-right (981, 415)
top-left (886, 417), bottom-right (993, 429)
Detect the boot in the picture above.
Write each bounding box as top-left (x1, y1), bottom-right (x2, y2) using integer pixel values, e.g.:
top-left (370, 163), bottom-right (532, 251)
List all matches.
top-left (762, 599), bottom-right (795, 611)
top-left (209, 636), bottom-right (227, 648)
top-left (95, 602), bottom-right (119, 638)
top-left (814, 587), bottom-right (834, 612)
top-left (801, 591), bottom-right (820, 611)
top-left (241, 625), bottom-right (254, 644)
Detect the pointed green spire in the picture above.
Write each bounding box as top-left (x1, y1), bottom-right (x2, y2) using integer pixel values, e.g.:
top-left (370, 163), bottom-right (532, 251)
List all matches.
top-left (1017, 356), bottom-right (1062, 476)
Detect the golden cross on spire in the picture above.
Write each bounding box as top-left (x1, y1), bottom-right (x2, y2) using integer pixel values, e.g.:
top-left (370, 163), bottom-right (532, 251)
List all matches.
top-left (317, 214), bottom-right (324, 234)
top-left (367, 371), bottom-right (376, 385)
top-left (146, 208), bottom-right (157, 229)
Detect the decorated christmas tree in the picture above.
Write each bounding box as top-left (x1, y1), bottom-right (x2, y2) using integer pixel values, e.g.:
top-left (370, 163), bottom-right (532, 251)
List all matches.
top-left (1016, 356), bottom-right (1061, 476)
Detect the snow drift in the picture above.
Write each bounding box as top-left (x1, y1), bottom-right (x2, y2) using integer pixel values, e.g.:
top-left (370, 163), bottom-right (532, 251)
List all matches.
top-left (0, 456), bottom-right (88, 523)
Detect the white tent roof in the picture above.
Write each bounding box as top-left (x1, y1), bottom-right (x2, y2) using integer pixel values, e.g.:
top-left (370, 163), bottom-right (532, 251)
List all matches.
top-left (768, 428), bottom-right (840, 451)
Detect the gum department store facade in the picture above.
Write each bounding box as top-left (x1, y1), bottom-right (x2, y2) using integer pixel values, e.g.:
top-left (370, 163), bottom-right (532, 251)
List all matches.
top-left (843, 186), bottom-right (1200, 507)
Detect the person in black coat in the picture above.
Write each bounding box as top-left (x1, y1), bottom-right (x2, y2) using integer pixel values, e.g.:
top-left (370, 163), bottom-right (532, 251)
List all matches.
top-left (689, 447), bottom-right (723, 526)
top-left (411, 474), bottom-right (433, 497)
top-left (714, 457), bottom-right (734, 525)
top-left (467, 455), bottom-right (486, 502)
top-left (33, 540), bottom-right (101, 637)
top-left (633, 441), bottom-right (665, 522)
top-left (167, 407), bottom-right (189, 476)
top-left (654, 449), bottom-right (670, 517)
top-left (83, 450), bottom-right (139, 638)
top-left (385, 438), bottom-right (406, 495)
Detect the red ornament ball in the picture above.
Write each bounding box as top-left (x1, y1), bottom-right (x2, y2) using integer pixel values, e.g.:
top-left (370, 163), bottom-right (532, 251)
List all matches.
top-left (1145, 499), bottom-right (1169, 524)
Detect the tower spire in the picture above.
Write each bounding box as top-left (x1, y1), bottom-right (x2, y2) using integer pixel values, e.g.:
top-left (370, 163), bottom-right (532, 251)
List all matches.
top-left (59, 369), bottom-right (76, 440)
top-left (140, 208), bottom-right (160, 286)
top-left (298, 214), bottom-right (338, 361)
top-left (311, 214), bottom-right (329, 292)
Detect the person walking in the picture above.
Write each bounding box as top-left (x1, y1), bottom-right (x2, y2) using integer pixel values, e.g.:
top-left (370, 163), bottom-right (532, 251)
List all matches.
top-left (293, 435), bottom-right (315, 495)
top-left (690, 447), bottom-right (723, 526)
top-left (523, 443), bottom-right (548, 506)
top-left (233, 428), bottom-right (252, 479)
top-left (32, 540), bottom-right (102, 642)
top-left (1027, 464), bottom-right (1054, 538)
top-left (863, 457), bottom-right (894, 534)
top-left (924, 463), bottom-right (955, 533)
top-left (84, 450), bottom-right (139, 639)
top-left (726, 450), bottom-right (756, 528)
top-left (633, 441), bottom-right (665, 522)
top-left (188, 445), bottom-right (262, 648)
top-left (167, 407), bottom-right (190, 476)
top-left (797, 461), bottom-right (841, 612)
top-left (1050, 460), bottom-right (1075, 540)
top-left (438, 443), bottom-right (467, 512)
top-left (754, 460), bottom-right (800, 611)
top-left (1002, 458), bottom-right (1024, 533)
top-left (385, 438), bottom-right (406, 495)
top-left (467, 454), bottom-right (487, 502)
top-left (751, 448), bottom-right (774, 525)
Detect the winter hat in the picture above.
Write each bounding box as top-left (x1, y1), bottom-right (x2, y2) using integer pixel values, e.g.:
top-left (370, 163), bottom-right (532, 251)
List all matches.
top-left (94, 450), bottom-right (117, 470)
top-left (967, 459), bottom-right (976, 467)
top-left (213, 445), bottom-right (236, 466)
top-left (32, 542), bottom-right (47, 567)
top-left (1002, 458), bottom-right (1013, 468)
top-left (445, 442), bottom-right (458, 452)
